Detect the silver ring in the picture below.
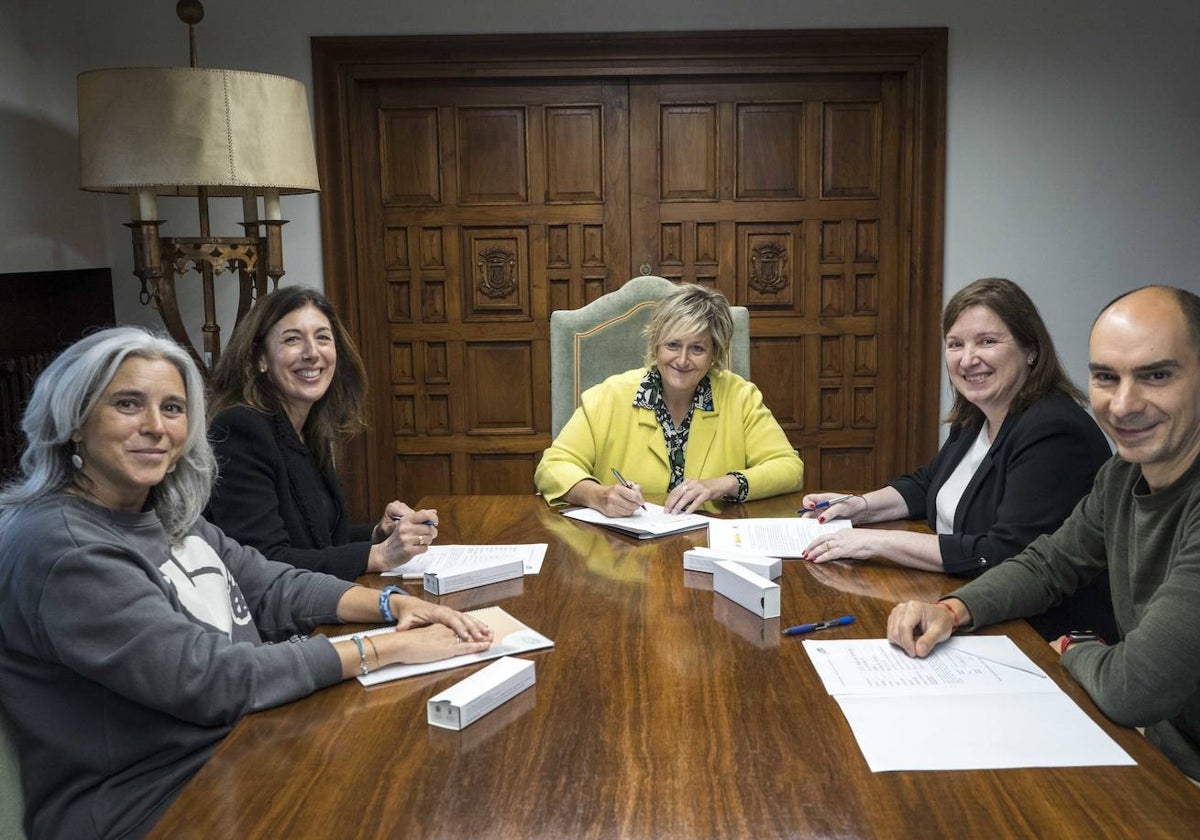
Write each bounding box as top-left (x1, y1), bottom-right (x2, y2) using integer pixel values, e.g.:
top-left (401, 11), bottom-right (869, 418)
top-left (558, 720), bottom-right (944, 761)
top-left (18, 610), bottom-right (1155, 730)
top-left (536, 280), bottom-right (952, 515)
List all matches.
top-left (418, 535), bottom-right (425, 546)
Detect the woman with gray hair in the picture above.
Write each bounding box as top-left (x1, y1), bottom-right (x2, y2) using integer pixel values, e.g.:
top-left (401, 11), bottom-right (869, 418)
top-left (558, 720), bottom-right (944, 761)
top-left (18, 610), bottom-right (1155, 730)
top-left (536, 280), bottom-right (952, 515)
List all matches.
top-left (0, 327), bottom-right (492, 840)
top-left (535, 283), bottom-right (803, 515)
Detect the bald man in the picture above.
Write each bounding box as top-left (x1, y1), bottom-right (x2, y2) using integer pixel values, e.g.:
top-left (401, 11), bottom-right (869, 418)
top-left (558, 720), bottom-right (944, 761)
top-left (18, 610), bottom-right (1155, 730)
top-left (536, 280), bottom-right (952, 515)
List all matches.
top-left (887, 285), bottom-right (1200, 781)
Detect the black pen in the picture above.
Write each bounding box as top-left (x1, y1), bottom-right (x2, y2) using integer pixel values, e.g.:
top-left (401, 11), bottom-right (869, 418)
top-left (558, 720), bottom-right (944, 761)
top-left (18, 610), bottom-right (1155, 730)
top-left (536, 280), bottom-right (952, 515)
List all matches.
top-left (610, 468), bottom-right (647, 510)
top-left (782, 615), bottom-right (855, 636)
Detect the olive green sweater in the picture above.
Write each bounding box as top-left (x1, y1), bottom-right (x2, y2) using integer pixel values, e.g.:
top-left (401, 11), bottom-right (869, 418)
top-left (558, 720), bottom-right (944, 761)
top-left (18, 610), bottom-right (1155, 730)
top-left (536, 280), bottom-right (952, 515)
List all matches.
top-left (952, 452), bottom-right (1200, 780)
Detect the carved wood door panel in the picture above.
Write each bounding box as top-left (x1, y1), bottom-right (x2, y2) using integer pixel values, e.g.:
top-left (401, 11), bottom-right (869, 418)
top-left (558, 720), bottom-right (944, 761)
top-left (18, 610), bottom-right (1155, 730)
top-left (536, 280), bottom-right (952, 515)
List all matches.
top-left (314, 32), bottom-right (945, 516)
top-left (348, 80), bottom-right (629, 500)
top-left (629, 76), bottom-right (907, 489)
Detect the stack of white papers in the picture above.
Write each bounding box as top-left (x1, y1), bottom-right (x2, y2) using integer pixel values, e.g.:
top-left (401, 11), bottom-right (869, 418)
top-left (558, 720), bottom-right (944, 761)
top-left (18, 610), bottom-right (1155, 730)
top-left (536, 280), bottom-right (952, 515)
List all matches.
top-left (562, 502), bottom-right (710, 538)
top-left (803, 637), bottom-right (1134, 771)
top-left (707, 517), bottom-right (851, 556)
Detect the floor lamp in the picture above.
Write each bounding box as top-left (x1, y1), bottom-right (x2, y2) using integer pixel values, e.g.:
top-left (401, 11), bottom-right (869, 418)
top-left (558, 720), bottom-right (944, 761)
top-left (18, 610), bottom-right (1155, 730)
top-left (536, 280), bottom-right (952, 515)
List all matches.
top-left (76, 0), bottom-right (320, 371)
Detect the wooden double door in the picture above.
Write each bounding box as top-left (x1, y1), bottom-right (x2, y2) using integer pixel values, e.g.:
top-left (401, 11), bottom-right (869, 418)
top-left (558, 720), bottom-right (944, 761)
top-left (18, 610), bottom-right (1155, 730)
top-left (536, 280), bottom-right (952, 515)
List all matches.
top-left (314, 31), bottom-right (946, 516)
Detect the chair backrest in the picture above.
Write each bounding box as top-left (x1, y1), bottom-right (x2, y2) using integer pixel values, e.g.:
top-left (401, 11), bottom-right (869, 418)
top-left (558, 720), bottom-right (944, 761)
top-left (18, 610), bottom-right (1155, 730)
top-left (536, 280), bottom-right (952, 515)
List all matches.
top-left (549, 275), bottom-right (751, 438)
top-left (0, 704), bottom-right (26, 840)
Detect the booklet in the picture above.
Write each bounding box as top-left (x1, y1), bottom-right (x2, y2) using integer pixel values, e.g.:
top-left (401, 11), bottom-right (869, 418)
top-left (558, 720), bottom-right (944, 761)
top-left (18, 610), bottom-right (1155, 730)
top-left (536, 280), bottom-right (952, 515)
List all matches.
top-left (329, 605), bottom-right (554, 686)
top-left (562, 502), bottom-right (710, 538)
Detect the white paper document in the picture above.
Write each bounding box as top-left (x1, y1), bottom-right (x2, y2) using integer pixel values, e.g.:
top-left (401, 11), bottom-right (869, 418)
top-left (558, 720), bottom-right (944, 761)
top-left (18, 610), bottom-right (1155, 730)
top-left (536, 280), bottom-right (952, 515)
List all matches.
top-left (706, 517), bottom-right (851, 556)
top-left (329, 605), bottom-right (554, 687)
top-left (803, 637), bottom-right (1135, 771)
top-left (382, 543), bottom-right (548, 580)
top-left (562, 502), bottom-right (710, 538)
top-left (805, 635), bottom-right (1054, 695)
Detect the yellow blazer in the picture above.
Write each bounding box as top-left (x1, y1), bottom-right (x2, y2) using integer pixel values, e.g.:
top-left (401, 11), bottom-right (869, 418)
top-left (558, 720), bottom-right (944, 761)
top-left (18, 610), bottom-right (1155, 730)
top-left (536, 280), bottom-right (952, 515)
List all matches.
top-left (535, 368), bottom-right (803, 505)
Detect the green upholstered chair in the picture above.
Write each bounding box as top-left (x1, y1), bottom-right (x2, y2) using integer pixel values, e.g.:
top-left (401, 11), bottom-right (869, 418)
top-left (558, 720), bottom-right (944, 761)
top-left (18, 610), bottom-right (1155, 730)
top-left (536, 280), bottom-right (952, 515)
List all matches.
top-left (549, 275), bottom-right (751, 438)
top-left (0, 705), bottom-right (26, 840)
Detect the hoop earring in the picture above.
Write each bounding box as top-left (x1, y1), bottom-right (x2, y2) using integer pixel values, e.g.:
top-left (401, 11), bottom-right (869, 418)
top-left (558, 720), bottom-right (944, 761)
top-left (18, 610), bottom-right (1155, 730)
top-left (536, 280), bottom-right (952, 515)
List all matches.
top-left (70, 441), bottom-right (84, 471)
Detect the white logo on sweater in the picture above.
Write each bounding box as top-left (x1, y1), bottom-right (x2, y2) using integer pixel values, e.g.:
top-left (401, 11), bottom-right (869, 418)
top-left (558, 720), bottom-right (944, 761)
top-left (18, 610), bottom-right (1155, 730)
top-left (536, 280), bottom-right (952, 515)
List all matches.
top-left (160, 536), bottom-right (253, 634)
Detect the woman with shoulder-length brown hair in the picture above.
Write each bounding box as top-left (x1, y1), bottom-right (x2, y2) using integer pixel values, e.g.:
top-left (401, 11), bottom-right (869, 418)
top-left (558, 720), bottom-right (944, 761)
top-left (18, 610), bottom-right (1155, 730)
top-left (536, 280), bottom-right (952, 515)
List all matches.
top-left (800, 277), bottom-right (1117, 640)
top-left (207, 285), bottom-right (435, 580)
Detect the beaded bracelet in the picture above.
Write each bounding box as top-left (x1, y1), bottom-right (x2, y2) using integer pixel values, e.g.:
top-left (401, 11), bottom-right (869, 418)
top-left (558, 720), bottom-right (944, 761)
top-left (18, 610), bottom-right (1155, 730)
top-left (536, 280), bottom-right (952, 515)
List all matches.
top-left (379, 585), bottom-right (403, 623)
top-left (350, 634), bottom-right (370, 676)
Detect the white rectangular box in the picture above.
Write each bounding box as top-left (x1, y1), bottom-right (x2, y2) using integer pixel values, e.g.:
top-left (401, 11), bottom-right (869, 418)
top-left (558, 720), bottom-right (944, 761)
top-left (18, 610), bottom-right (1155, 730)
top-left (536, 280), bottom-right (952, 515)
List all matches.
top-left (427, 656), bottom-right (536, 730)
top-left (683, 547), bottom-right (782, 579)
top-left (423, 557), bottom-right (523, 595)
top-left (713, 560), bottom-right (781, 619)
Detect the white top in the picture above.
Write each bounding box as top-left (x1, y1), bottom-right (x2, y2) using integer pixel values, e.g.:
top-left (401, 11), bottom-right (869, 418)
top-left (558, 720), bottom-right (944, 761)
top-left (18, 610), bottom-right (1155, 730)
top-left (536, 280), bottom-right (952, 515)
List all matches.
top-left (934, 424), bottom-right (992, 534)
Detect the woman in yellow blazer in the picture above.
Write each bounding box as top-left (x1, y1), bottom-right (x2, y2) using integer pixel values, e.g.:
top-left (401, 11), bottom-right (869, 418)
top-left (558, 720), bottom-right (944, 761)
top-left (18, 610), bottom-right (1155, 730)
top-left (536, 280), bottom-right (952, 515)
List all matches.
top-left (535, 284), bottom-right (803, 516)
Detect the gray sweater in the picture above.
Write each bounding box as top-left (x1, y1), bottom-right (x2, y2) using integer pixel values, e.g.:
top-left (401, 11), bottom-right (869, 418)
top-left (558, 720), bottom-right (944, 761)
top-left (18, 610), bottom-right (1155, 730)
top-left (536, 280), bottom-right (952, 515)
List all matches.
top-left (953, 452), bottom-right (1200, 779)
top-left (0, 493), bottom-right (353, 840)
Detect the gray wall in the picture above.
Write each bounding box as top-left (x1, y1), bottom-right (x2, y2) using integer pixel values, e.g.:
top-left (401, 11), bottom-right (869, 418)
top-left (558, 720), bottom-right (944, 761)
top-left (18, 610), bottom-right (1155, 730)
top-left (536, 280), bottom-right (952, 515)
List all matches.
top-left (3, 0), bottom-right (1199, 415)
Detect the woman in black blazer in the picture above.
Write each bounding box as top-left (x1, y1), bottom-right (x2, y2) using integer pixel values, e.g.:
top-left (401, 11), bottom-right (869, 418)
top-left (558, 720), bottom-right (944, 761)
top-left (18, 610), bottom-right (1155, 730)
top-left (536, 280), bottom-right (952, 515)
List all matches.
top-left (801, 278), bottom-right (1115, 640)
top-left (206, 287), bottom-right (436, 580)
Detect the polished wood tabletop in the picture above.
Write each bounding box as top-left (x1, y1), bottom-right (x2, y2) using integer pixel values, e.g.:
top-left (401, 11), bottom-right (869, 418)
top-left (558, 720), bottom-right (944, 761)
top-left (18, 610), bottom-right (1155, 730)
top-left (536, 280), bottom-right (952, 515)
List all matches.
top-left (148, 494), bottom-right (1200, 839)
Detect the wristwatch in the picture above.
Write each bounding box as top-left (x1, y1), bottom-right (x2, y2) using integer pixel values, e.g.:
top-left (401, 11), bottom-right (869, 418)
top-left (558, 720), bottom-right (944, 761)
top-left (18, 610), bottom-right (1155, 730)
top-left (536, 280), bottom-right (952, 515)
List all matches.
top-left (1060, 630), bottom-right (1104, 654)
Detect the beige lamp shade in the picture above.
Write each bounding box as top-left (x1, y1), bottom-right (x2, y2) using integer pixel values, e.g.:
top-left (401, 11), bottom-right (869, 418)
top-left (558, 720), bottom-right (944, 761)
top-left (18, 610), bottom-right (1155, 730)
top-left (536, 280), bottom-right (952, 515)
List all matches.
top-left (78, 67), bottom-right (320, 196)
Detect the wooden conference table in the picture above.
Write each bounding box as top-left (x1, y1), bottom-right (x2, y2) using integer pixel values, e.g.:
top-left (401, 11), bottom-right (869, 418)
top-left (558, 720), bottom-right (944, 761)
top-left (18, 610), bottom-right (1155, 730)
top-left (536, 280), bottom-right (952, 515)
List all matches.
top-left (149, 494), bottom-right (1200, 839)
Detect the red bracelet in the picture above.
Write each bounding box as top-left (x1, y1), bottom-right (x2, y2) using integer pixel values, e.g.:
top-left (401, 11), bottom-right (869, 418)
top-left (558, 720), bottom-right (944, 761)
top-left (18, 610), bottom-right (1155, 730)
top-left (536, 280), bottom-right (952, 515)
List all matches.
top-left (934, 601), bottom-right (960, 630)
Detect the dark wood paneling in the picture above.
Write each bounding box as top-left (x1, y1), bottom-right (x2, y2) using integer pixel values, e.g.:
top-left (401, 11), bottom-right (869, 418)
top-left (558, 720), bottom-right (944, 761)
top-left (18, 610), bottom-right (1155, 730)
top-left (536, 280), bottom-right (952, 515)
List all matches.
top-left (312, 31), bottom-right (946, 515)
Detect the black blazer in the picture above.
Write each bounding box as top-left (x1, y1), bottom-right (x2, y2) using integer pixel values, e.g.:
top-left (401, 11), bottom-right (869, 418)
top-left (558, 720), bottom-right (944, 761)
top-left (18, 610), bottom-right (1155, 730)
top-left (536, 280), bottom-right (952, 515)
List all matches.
top-left (888, 390), bottom-right (1112, 577)
top-left (207, 406), bottom-right (374, 581)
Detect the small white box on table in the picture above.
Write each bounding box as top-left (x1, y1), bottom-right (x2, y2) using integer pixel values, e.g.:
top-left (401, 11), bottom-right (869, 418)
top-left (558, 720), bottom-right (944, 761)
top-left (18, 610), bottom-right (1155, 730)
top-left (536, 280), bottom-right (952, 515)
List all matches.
top-left (427, 656), bottom-right (536, 730)
top-left (683, 547), bottom-right (781, 579)
top-left (423, 557), bottom-right (523, 595)
top-left (712, 560), bottom-right (780, 619)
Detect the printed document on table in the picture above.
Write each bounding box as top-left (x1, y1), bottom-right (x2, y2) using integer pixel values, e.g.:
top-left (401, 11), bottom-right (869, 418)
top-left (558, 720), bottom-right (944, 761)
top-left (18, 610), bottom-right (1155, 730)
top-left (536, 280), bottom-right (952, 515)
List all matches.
top-left (804, 636), bottom-right (1055, 695)
top-left (562, 502), bottom-right (710, 538)
top-left (706, 517), bottom-right (851, 556)
top-left (382, 543), bottom-right (548, 580)
top-left (329, 605), bottom-right (553, 686)
top-left (803, 637), bottom-right (1134, 771)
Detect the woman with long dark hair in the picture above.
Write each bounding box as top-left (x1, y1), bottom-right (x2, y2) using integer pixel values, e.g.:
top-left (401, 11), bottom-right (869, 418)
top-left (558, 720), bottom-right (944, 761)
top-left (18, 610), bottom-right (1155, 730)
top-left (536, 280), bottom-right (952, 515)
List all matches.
top-left (207, 286), bottom-right (433, 580)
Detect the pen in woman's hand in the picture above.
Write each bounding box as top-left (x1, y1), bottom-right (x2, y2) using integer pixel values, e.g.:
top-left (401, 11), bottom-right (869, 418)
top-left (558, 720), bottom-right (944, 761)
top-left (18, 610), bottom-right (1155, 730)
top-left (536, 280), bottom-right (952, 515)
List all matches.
top-left (390, 514), bottom-right (437, 527)
top-left (797, 494), bottom-right (854, 514)
top-left (610, 468), bottom-right (647, 510)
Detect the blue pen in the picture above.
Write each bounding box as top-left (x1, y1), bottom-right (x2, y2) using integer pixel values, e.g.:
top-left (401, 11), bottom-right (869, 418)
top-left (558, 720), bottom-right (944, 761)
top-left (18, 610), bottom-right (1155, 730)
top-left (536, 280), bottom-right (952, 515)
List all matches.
top-left (781, 615), bottom-right (855, 636)
top-left (797, 494), bottom-right (853, 514)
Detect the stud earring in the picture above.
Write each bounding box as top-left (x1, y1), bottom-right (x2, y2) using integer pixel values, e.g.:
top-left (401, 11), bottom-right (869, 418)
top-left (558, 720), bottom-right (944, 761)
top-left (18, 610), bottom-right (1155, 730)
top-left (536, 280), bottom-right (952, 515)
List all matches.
top-left (1027, 355), bottom-right (1036, 366)
top-left (70, 441), bottom-right (84, 470)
